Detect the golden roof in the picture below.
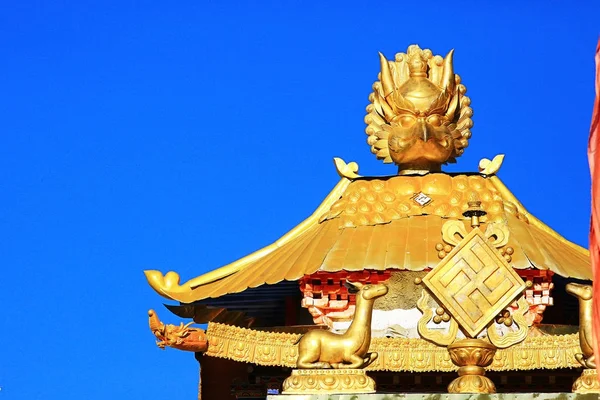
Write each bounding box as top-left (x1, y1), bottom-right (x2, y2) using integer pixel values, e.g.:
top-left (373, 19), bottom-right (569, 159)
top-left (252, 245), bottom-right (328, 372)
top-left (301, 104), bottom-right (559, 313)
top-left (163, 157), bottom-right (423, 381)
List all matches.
top-left (145, 162), bottom-right (591, 304)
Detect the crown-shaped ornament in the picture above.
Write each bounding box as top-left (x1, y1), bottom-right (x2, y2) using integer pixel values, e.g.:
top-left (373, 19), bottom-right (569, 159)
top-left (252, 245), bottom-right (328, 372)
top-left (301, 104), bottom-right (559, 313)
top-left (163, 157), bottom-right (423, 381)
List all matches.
top-left (365, 45), bottom-right (473, 174)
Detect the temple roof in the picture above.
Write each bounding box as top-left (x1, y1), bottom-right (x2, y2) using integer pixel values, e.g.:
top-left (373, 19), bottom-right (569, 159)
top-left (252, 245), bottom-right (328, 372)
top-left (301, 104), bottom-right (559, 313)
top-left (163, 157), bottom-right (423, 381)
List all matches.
top-left (145, 168), bottom-right (591, 304)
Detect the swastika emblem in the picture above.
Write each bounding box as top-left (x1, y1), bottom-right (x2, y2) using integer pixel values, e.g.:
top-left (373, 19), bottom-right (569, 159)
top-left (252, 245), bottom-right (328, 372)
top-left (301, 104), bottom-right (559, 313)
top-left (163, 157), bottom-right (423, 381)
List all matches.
top-left (422, 228), bottom-right (525, 338)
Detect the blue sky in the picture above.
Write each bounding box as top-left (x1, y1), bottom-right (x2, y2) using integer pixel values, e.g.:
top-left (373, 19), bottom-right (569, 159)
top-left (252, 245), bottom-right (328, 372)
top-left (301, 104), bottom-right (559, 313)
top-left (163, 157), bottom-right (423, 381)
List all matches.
top-left (0, 1), bottom-right (598, 399)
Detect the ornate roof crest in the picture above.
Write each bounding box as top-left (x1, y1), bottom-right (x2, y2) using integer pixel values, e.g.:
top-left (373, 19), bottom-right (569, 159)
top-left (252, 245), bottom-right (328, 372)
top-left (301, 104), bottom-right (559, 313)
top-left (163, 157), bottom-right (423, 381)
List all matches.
top-left (365, 45), bottom-right (473, 174)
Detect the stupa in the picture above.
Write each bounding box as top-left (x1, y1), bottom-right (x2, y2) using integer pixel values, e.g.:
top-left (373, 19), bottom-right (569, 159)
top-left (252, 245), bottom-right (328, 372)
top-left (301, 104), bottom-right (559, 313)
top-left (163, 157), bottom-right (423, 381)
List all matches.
top-left (145, 45), bottom-right (596, 399)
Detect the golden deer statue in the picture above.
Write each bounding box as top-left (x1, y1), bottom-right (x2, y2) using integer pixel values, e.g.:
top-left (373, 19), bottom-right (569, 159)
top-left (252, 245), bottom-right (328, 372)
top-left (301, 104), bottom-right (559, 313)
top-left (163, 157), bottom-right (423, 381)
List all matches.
top-left (296, 281), bottom-right (388, 369)
top-left (565, 282), bottom-right (600, 393)
top-left (565, 283), bottom-right (596, 369)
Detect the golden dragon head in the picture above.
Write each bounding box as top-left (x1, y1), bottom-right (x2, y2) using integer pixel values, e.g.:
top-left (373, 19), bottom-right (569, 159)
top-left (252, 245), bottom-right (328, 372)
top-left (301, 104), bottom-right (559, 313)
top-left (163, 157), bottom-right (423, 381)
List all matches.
top-left (365, 45), bottom-right (473, 173)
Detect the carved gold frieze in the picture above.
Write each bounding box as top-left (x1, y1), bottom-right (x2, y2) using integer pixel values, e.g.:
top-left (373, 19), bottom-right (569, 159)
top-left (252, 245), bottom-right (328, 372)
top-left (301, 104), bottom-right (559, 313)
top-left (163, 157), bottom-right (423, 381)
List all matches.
top-left (282, 369), bottom-right (375, 394)
top-left (205, 322), bottom-right (300, 367)
top-left (204, 322), bottom-right (581, 372)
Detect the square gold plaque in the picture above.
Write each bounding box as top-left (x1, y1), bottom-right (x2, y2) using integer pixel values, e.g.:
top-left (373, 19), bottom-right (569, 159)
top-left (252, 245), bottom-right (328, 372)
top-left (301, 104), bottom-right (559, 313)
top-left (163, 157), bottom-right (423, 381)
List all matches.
top-left (422, 228), bottom-right (525, 338)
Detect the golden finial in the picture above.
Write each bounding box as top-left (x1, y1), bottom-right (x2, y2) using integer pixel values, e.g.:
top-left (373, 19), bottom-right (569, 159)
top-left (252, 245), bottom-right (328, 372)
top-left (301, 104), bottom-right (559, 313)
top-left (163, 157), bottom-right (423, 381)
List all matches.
top-left (462, 193), bottom-right (486, 228)
top-left (407, 45), bottom-right (428, 77)
top-left (365, 45), bottom-right (472, 174)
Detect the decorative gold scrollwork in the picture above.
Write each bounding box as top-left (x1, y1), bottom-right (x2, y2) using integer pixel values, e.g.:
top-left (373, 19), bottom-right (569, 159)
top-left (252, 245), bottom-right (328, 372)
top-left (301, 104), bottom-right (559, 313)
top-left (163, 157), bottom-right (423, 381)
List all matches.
top-left (416, 289), bottom-right (458, 346)
top-left (484, 223), bottom-right (510, 248)
top-left (487, 296), bottom-right (529, 349)
top-left (441, 219), bottom-right (511, 251)
top-left (441, 220), bottom-right (469, 246)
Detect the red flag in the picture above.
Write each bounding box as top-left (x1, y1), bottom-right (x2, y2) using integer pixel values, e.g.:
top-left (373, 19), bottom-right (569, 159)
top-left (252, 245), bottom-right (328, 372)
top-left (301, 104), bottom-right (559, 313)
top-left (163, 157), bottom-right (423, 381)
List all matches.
top-left (590, 38), bottom-right (600, 373)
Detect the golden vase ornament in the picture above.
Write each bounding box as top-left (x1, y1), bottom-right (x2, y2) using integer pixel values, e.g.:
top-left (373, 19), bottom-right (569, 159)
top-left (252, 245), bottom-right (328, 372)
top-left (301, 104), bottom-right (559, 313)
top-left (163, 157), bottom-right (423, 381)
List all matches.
top-left (447, 339), bottom-right (497, 394)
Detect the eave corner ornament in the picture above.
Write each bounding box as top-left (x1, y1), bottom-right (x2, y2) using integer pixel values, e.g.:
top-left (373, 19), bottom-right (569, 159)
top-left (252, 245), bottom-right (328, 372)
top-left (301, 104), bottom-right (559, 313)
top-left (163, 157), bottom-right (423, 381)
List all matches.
top-left (148, 309), bottom-right (208, 353)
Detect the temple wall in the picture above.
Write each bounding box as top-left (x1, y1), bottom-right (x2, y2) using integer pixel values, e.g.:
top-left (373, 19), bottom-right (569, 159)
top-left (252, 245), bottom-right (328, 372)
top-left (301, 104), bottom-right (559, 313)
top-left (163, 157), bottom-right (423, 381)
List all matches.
top-left (198, 355), bottom-right (248, 400)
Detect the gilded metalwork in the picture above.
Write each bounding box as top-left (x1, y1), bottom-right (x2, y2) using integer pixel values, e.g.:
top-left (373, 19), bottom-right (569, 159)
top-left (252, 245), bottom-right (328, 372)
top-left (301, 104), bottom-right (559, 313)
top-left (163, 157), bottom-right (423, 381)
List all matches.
top-left (416, 278), bottom-right (528, 351)
top-left (142, 44), bottom-right (599, 398)
top-left (479, 154), bottom-right (505, 175)
top-left (435, 242), bottom-right (454, 259)
top-left (206, 322), bottom-right (300, 367)
top-left (144, 172), bottom-right (591, 303)
top-left (565, 283), bottom-right (600, 394)
top-left (483, 224), bottom-right (510, 249)
top-left (447, 339), bottom-right (497, 394)
top-left (203, 322), bottom-right (581, 371)
top-left (441, 219), bottom-right (469, 246)
top-left (422, 226), bottom-right (526, 338)
top-left (572, 369), bottom-right (600, 394)
top-left (416, 289), bottom-right (458, 346)
top-left (148, 309), bottom-right (208, 352)
top-left (565, 283), bottom-right (596, 369)
top-left (487, 296), bottom-right (529, 349)
top-left (463, 198), bottom-right (487, 228)
top-left (441, 214), bottom-right (510, 251)
top-left (143, 174), bottom-right (354, 301)
top-left (325, 174), bottom-right (506, 227)
top-left (488, 175), bottom-right (591, 277)
top-left (365, 45), bottom-right (472, 172)
top-left (282, 369), bottom-right (375, 394)
top-left (296, 281), bottom-right (388, 369)
top-left (333, 157), bottom-right (361, 179)
top-left (420, 218), bottom-right (528, 393)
